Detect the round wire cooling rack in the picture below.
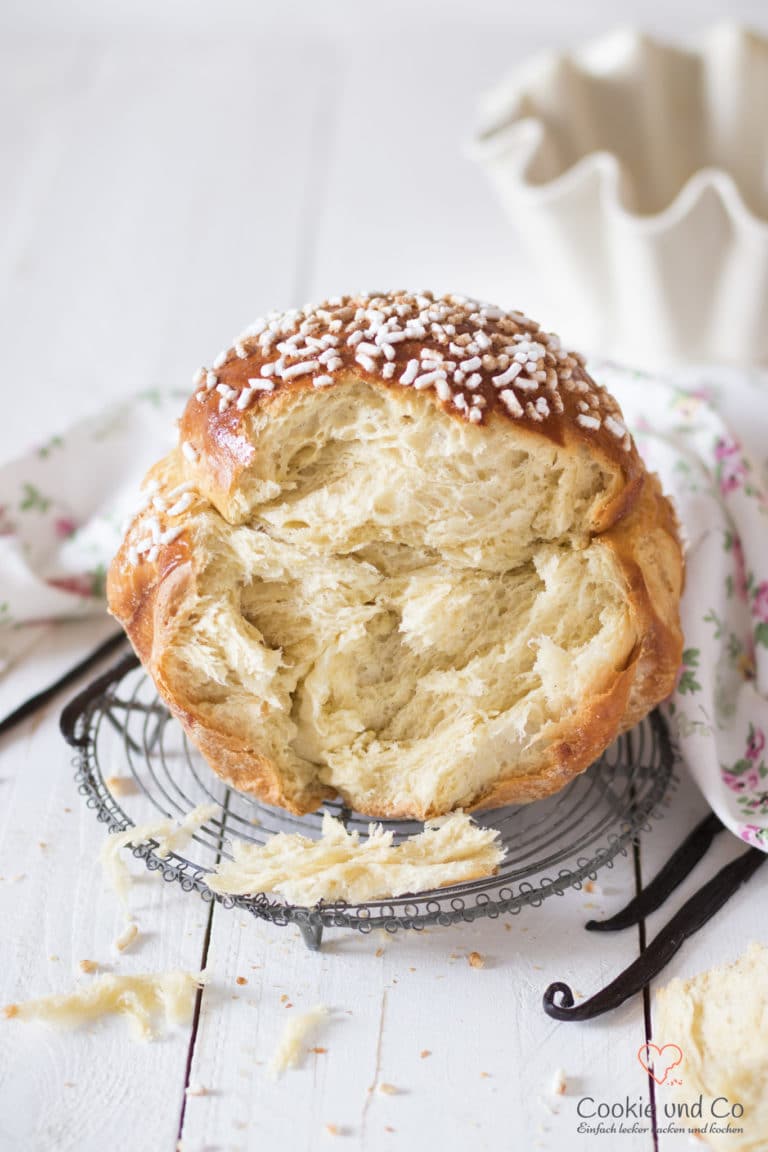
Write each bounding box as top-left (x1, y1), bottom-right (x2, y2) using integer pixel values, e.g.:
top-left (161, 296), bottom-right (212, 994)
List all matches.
top-left (62, 651), bottom-right (679, 950)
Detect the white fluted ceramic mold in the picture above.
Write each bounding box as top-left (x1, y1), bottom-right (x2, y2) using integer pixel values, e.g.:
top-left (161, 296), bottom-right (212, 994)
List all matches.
top-left (474, 25), bottom-right (768, 365)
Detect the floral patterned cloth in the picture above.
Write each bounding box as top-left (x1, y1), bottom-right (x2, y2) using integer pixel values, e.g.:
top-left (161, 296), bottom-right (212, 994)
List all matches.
top-left (0, 390), bottom-right (184, 673)
top-left (0, 369), bottom-right (766, 850)
top-left (598, 362), bottom-right (768, 852)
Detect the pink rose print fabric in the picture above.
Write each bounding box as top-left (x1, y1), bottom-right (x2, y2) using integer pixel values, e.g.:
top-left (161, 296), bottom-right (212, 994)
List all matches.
top-left (597, 361), bottom-right (768, 851)
top-left (0, 391), bottom-right (185, 673)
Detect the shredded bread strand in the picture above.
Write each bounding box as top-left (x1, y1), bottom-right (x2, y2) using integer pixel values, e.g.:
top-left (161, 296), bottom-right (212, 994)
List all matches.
top-left (206, 811), bottom-right (503, 904)
top-left (270, 1005), bottom-right (329, 1076)
top-left (3, 971), bottom-right (206, 1041)
top-left (101, 802), bottom-right (220, 905)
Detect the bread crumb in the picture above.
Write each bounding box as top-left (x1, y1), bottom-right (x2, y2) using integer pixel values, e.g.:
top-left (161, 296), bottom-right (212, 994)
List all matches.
top-left (3, 1004), bottom-right (19, 1019)
top-left (378, 1083), bottom-right (398, 1096)
top-left (504, 922), bottom-right (512, 932)
top-left (480, 1071), bottom-right (491, 1079)
top-left (583, 880), bottom-right (595, 893)
top-left (270, 1005), bottom-right (329, 1076)
top-left (468, 952), bottom-right (485, 969)
top-left (385, 1126), bottom-right (396, 1134)
top-left (236, 976), bottom-right (248, 986)
top-left (311, 1046), bottom-right (327, 1054)
top-left (38, 841), bottom-right (48, 851)
top-left (551, 1068), bottom-right (567, 1095)
top-left (185, 1083), bottom-right (207, 1097)
top-left (325, 1124), bottom-right (339, 1137)
top-left (105, 775), bottom-right (139, 797)
top-left (79, 960), bottom-right (98, 974)
top-left (420, 1049), bottom-right (431, 1058)
top-left (375, 948), bottom-right (384, 958)
top-left (115, 922), bottom-right (139, 953)
top-left (280, 993), bottom-right (289, 1003)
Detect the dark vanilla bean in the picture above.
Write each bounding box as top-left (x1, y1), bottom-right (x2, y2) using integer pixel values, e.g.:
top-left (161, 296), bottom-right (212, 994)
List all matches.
top-left (586, 812), bottom-right (725, 932)
top-left (0, 630), bottom-right (127, 738)
top-left (60, 650), bottom-right (139, 747)
top-left (543, 846), bottom-right (765, 1021)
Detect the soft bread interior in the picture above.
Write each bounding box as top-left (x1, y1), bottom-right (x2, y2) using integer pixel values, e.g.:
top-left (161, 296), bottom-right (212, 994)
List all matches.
top-left (204, 378), bottom-right (622, 563)
top-left (162, 380), bottom-right (638, 817)
top-left (206, 811), bottom-right (504, 904)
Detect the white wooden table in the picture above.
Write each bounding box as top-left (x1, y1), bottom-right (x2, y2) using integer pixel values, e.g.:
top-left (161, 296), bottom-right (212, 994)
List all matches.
top-left (1, 4), bottom-right (766, 1149)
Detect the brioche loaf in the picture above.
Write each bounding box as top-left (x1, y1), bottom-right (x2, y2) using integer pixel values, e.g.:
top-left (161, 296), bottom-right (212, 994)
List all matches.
top-left (107, 291), bottom-right (683, 818)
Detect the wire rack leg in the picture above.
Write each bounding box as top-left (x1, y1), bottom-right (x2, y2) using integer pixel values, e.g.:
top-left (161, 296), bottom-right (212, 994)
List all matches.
top-left (299, 922), bottom-right (323, 951)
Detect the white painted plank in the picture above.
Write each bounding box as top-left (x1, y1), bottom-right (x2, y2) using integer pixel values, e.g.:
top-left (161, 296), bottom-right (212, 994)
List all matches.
top-left (180, 859), bottom-right (652, 1152)
top-left (0, 620), bottom-right (207, 1152)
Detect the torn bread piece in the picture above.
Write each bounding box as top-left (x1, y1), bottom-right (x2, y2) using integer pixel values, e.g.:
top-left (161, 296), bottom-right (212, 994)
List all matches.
top-left (206, 811), bottom-right (503, 904)
top-left (3, 971), bottom-right (206, 1041)
top-left (655, 943), bottom-right (768, 1151)
top-left (114, 922), bottom-right (139, 953)
top-left (102, 803), bottom-right (220, 905)
top-left (270, 1005), bottom-right (329, 1076)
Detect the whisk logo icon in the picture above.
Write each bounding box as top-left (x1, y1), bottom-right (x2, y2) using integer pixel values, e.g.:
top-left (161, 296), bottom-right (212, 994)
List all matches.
top-left (637, 1043), bottom-right (683, 1085)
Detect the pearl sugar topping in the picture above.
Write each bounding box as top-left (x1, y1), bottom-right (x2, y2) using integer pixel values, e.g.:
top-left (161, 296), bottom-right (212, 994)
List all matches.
top-left (188, 291), bottom-right (631, 450)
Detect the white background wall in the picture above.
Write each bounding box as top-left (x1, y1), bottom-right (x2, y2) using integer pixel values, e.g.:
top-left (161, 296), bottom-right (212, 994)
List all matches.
top-left (2, 0), bottom-right (767, 453)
